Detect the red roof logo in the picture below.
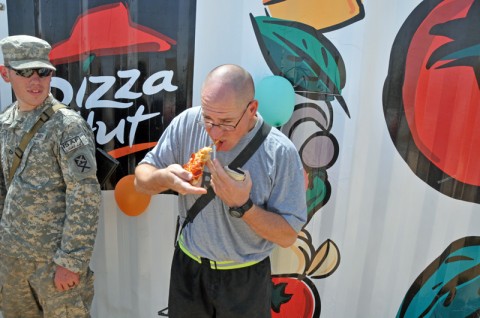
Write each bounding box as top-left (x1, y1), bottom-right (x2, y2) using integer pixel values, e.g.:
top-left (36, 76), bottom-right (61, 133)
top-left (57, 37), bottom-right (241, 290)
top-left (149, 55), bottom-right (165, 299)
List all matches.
top-left (50, 2), bottom-right (176, 64)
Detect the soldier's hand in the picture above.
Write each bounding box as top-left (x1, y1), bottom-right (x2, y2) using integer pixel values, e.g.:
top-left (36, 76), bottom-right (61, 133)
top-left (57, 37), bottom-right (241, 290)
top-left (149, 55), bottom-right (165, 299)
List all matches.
top-left (54, 265), bottom-right (80, 291)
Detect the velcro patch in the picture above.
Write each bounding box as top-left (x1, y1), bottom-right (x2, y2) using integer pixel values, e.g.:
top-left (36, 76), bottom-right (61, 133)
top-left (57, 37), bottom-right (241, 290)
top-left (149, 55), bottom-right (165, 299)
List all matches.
top-left (61, 135), bottom-right (86, 153)
top-left (34, 133), bottom-right (47, 141)
top-left (74, 154), bottom-right (91, 173)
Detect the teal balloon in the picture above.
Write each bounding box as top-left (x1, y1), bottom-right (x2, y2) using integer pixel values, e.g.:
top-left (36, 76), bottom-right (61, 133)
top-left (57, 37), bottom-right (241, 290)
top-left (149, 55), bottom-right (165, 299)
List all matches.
top-left (255, 76), bottom-right (295, 127)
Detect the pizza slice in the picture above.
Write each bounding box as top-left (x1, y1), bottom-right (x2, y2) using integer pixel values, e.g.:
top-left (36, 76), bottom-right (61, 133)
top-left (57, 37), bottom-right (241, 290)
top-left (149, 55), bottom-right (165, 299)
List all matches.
top-left (183, 146), bottom-right (213, 185)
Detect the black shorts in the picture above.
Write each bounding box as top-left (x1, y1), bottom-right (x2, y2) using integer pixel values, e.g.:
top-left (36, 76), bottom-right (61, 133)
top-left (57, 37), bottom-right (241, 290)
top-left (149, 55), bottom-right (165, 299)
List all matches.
top-left (168, 247), bottom-right (272, 318)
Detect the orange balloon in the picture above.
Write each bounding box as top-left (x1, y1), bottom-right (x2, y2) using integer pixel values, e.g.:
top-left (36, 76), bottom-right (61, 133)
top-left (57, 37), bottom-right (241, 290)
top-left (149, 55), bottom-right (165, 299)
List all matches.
top-left (114, 175), bottom-right (151, 216)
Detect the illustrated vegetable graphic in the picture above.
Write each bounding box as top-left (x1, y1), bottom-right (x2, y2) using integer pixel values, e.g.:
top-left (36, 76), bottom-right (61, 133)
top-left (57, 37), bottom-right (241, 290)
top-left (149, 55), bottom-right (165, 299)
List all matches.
top-left (397, 236), bottom-right (480, 318)
top-left (250, 14), bottom-right (349, 117)
top-left (252, 12), bottom-right (349, 217)
top-left (270, 230), bottom-right (340, 317)
top-left (252, 6), bottom-right (352, 317)
top-left (263, 0), bottom-right (365, 32)
top-left (281, 103), bottom-right (337, 220)
top-left (383, 0), bottom-right (480, 202)
top-left (271, 276), bottom-right (319, 318)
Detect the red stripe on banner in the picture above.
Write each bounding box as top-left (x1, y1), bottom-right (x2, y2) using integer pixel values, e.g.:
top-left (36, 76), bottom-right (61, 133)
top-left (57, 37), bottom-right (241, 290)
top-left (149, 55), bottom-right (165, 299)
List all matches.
top-left (108, 142), bottom-right (158, 159)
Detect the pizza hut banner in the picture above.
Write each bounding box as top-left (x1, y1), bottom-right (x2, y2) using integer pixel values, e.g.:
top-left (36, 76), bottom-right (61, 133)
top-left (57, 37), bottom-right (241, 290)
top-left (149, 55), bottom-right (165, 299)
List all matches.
top-left (6, 0), bottom-right (196, 190)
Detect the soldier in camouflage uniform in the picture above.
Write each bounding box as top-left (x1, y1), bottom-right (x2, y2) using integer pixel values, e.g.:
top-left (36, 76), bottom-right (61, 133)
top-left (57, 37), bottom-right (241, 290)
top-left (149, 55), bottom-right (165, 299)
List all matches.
top-left (0, 35), bottom-right (101, 317)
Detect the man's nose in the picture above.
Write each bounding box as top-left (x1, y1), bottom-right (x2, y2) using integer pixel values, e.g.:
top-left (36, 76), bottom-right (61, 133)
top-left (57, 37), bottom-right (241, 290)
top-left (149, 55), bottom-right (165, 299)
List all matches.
top-left (208, 125), bottom-right (224, 139)
top-left (29, 73), bottom-right (41, 81)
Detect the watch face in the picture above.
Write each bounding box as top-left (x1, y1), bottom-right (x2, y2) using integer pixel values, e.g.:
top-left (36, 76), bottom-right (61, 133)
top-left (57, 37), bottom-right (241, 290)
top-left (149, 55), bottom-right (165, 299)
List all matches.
top-left (228, 198), bottom-right (252, 218)
top-left (229, 209), bottom-right (244, 218)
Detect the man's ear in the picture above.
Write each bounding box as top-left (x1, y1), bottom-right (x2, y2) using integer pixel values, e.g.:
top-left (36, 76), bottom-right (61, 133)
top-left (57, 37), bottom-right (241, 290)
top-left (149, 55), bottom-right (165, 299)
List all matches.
top-left (249, 99), bottom-right (259, 114)
top-left (0, 65), bottom-right (11, 83)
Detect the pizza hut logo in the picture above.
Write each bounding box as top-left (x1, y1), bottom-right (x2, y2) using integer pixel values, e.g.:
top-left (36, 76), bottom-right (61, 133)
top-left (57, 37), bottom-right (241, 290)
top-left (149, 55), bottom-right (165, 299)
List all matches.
top-left (49, 2), bottom-right (180, 160)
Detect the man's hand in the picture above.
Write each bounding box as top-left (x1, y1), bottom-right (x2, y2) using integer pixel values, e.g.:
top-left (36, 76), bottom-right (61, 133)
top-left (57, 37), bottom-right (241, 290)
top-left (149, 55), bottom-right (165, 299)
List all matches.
top-left (135, 163), bottom-right (207, 196)
top-left (207, 159), bottom-right (252, 207)
top-left (54, 265), bottom-right (80, 291)
top-left (164, 164), bottom-right (209, 195)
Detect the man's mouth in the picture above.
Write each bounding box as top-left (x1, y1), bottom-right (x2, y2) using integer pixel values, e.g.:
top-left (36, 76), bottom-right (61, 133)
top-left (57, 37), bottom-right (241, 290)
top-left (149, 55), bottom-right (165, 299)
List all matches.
top-left (215, 140), bottom-right (224, 150)
top-left (28, 88), bottom-right (42, 94)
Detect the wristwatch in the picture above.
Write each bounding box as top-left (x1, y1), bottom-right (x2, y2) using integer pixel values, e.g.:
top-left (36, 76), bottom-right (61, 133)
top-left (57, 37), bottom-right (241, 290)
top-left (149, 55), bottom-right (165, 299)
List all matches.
top-left (228, 198), bottom-right (253, 218)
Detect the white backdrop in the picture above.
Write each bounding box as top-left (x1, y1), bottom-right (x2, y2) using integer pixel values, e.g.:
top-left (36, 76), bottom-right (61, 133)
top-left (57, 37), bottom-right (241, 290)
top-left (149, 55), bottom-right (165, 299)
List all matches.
top-left (1, 0), bottom-right (479, 317)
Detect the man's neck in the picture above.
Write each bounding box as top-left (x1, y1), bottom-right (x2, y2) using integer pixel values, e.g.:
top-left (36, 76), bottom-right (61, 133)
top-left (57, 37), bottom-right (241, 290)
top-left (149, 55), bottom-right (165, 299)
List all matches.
top-left (17, 103), bottom-right (40, 112)
top-left (16, 95), bottom-right (49, 112)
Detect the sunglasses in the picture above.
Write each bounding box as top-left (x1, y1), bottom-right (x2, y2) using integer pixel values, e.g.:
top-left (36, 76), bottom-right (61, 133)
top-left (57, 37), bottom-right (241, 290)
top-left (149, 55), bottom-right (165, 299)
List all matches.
top-left (10, 68), bottom-right (53, 78)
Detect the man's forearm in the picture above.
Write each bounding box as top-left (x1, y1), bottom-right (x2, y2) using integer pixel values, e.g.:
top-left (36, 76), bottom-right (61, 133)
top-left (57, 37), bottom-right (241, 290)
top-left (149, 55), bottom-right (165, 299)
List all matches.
top-left (134, 163), bottom-right (169, 194)
top-left (242, 205), bottom-right (299, 248)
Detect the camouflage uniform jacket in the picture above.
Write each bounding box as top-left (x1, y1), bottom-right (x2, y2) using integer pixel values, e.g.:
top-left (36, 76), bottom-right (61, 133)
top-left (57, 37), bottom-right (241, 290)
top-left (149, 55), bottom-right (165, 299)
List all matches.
top-left (0, 94), bottom-right (100, 273)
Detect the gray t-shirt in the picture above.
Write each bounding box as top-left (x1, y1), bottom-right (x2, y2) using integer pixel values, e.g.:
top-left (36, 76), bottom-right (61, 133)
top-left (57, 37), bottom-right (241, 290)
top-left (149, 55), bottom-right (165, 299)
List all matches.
top-left (141, 106), bottom-right (307, 263)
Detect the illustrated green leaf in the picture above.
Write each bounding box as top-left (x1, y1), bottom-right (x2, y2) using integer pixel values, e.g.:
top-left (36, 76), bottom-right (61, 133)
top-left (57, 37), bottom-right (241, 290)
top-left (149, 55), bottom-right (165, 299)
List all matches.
top-left (251, 15), bottom-right (346, 102)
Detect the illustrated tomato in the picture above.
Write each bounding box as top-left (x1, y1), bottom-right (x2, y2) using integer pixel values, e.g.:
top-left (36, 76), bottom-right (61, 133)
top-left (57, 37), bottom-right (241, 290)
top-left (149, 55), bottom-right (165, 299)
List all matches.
top-left (271, 275), bottom-right (320, 318)
top-left (403, 0), bottom-right (479, 186)
top-left (383, 0), bottom-right (480, 202)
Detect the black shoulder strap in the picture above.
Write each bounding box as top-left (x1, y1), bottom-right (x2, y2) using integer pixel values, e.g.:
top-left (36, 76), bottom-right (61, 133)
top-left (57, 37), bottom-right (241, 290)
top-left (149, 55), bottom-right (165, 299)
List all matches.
top-left (7, 103), bottom-right (118, 188)
top-left (229, 122), bottom-right (271, 168)
top-left (8, 104), bottom-right (65, 184)
top-left (178, 122), bottom-right (272, 234)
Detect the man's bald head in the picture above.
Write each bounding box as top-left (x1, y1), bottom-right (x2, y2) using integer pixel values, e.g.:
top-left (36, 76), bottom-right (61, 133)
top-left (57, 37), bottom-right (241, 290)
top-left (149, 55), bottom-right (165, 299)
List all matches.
top-left (201, 64), bottom-right (254, 108)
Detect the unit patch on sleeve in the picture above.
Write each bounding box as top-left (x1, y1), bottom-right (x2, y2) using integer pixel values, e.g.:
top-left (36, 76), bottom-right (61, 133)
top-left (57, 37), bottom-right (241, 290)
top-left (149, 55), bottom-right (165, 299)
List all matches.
top-left (61, 135), bottom-right (86, 153)
top-left (74, 154), bottom-right (91, 173)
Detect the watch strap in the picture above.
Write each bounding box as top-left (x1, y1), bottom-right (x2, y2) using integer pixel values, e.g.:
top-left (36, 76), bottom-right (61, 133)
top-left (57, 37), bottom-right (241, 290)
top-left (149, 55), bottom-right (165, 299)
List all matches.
top-left (229, 197), bottom-right (253, 218)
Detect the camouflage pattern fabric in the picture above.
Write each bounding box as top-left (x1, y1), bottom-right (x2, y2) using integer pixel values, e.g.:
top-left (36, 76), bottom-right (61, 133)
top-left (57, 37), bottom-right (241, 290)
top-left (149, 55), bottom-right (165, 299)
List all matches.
top-left (0, 254), bottom-right (94, 317)
top-left (0, 35), bottom-right (56, 70)
top-left (0, 94), bottom-right (100, 316)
